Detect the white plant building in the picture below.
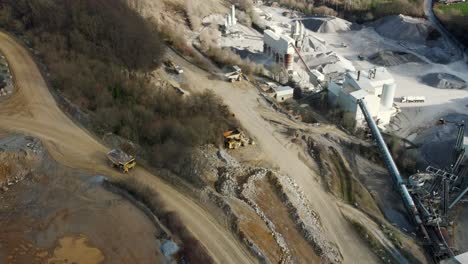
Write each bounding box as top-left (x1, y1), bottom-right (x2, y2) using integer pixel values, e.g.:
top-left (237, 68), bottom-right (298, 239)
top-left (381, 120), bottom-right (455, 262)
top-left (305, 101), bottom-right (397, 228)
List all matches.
top-left (263, 30), bottom-right (295, 69)
top-left (328, 67), bottom-right (398, 128)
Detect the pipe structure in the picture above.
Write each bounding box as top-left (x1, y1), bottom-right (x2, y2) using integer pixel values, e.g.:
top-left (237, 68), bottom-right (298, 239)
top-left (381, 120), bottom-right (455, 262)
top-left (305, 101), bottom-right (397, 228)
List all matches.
top-left (357, 99), bottom-right (403, 185)
top-left (449, 185), bottom-right (468, 209)
top-left (358, 99), bottom-right (427, 232)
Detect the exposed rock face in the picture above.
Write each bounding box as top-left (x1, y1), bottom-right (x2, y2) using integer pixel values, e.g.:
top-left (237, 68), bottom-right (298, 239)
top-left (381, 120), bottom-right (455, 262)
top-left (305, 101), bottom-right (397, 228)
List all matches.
top-left (211, 146), bottom-right (343, 263)
top-left (215, 169), bottom-right (238, 197)
top-left (270, 174), bottom-right (343, 264)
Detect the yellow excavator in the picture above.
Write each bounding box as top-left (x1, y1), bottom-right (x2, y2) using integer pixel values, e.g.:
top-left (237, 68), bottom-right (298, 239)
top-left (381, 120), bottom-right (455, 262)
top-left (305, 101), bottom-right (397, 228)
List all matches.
top-left (107, 148), bottom-right (136, 173)
top-left (223, 128), bottom-right (253, 149)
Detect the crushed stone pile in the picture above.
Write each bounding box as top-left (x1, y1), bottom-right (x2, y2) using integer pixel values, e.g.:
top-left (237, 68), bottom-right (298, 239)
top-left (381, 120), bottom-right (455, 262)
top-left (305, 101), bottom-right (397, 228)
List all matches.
top-left (301, 17), bottom-right (351, 33)
top-left (421, 73), bottom-right (467, 89)
top-left (368, 50), bottom-right (424, 66)
top-left (301, 36), bottom-right (327, 53)
top-left (374, 15), bottom-right (436, 44)
top-left (424, 47), bottom-right (452, 64)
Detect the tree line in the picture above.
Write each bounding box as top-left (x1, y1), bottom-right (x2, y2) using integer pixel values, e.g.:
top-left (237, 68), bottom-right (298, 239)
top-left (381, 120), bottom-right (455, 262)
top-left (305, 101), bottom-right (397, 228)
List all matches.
top-left (264, 0), bottom-right (424, 22)
top-left (0, 0), bottom-right (237, 185)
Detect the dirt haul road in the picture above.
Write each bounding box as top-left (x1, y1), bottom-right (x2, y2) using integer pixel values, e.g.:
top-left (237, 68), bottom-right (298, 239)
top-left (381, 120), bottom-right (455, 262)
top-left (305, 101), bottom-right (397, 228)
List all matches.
top-left (0, 31), bottom-right (256, 264)
top-left (172, 52), bottom-right (380, 263)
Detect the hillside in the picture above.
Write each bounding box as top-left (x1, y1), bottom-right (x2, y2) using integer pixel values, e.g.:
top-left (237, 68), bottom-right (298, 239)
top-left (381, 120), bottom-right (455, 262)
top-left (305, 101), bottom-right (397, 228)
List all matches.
top-left (272, 0), bottom-right (425, 22)
top-left (434, 2), bottom-right (468, 46)
top-left (0, 0), bottom-right (458, 263)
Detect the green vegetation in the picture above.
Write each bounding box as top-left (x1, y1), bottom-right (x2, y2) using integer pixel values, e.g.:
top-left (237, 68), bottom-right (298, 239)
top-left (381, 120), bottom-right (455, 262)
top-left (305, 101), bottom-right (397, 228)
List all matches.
top-left (0, 0), bottom-right (237, 186)
top-left (436, 2), bottom-right (468, 15)
top-left (435, 4), bottom-right (468, 46)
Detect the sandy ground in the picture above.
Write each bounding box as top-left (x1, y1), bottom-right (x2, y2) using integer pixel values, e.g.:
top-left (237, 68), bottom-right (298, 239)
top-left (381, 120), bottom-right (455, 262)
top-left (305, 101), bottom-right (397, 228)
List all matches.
top-left (171, 50), bottom-right (382, 263)
top-left (0, 136), bottom-right (164, 264)
top-left (0, 31), bottom-right (255, 264)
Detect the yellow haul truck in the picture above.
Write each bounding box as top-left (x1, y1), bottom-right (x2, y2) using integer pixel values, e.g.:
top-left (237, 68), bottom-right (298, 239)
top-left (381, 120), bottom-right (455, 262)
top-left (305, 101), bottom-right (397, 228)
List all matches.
top-left (107, 148), bottom-right (136, 173)
top-left (223, 128), bottom-right (253, 149)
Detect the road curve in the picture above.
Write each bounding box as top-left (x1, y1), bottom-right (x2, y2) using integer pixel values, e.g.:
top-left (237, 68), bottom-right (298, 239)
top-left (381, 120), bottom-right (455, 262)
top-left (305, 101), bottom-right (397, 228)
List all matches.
top-left (0, 31), bottom-right (256, 264)
top-left (171, 50), bottom-right (381, 263)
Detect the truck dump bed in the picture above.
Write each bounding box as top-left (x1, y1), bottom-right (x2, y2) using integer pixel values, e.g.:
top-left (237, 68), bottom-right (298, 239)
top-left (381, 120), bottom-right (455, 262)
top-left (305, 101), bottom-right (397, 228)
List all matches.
top-left (107, 148), bottom-right (134, 165)
top-left (223, 129), bottom-right (241, 139)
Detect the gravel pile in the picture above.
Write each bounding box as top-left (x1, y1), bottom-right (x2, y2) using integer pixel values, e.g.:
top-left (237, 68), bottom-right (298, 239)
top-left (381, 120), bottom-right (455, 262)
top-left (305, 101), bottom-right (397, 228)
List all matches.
top-left (368, 50), bottom-right (424, 66)
top-left (301, 17), bottom-right (351, 33)
top-left (241, 170), bottom-right (293, 263)
top-left (424, 47), bottom-right (452, 64)
top-left (215, 170), bottom-right (238, 197)
top-left (373, 15), bottom-right (436, 44)
top-left (211, 147), bottom-right (341, 263)
top-left (217, 149), bottom-right (241, 167)
top-left (421, 73), bottom-right (467, 89)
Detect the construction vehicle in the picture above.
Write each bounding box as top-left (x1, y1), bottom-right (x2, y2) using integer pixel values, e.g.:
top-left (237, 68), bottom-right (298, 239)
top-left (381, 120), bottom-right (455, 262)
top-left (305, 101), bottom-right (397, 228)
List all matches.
top-left (401, 96), bottom-right (425, 103)
top-left (107, 148), bottom-right (136, 173)
top-left (225, 65), bottom-right (248, 82)
top-left (164, 60), bottom-right (183, 74)
top-left (223, 128), bottom-right (253, 149)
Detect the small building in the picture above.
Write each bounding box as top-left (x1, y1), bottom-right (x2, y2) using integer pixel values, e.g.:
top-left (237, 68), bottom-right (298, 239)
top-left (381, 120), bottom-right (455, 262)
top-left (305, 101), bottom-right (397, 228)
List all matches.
top-left (328, 67), bottom-right (398, 128)
top-left (273, 85), bottom-right (294, 102)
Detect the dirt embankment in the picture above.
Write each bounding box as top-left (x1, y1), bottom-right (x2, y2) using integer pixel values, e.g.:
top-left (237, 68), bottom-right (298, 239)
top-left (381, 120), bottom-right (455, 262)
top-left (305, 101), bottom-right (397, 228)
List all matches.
top-left (245, 94), bottom-right (428, 263)
top-left (208, 147), bottom-right (341, 263)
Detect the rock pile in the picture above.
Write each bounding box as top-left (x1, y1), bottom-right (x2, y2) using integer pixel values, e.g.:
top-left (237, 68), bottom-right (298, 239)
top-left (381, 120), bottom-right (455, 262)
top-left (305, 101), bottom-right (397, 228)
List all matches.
top-left (374, 15), bottom-right (436, 44)
top-left (421, 73), bottom-right (466, 89)
top-left (271, 174), bottom-right (343, 263)
top-left (369, 50), bottom-right (424, 66)
top-left (301, 17), bottom-right (352, 33)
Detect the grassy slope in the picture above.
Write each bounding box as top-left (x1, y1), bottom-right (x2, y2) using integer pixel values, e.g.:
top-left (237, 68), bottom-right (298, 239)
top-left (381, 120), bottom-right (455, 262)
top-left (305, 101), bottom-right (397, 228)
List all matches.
top-left (436, 2), bottom-right (468, 15)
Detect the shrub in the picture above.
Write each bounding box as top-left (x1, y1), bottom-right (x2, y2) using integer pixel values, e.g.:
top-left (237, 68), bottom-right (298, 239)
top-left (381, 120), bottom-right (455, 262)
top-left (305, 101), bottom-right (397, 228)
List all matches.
top-left (0, 0), bottom-right (236, 186)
